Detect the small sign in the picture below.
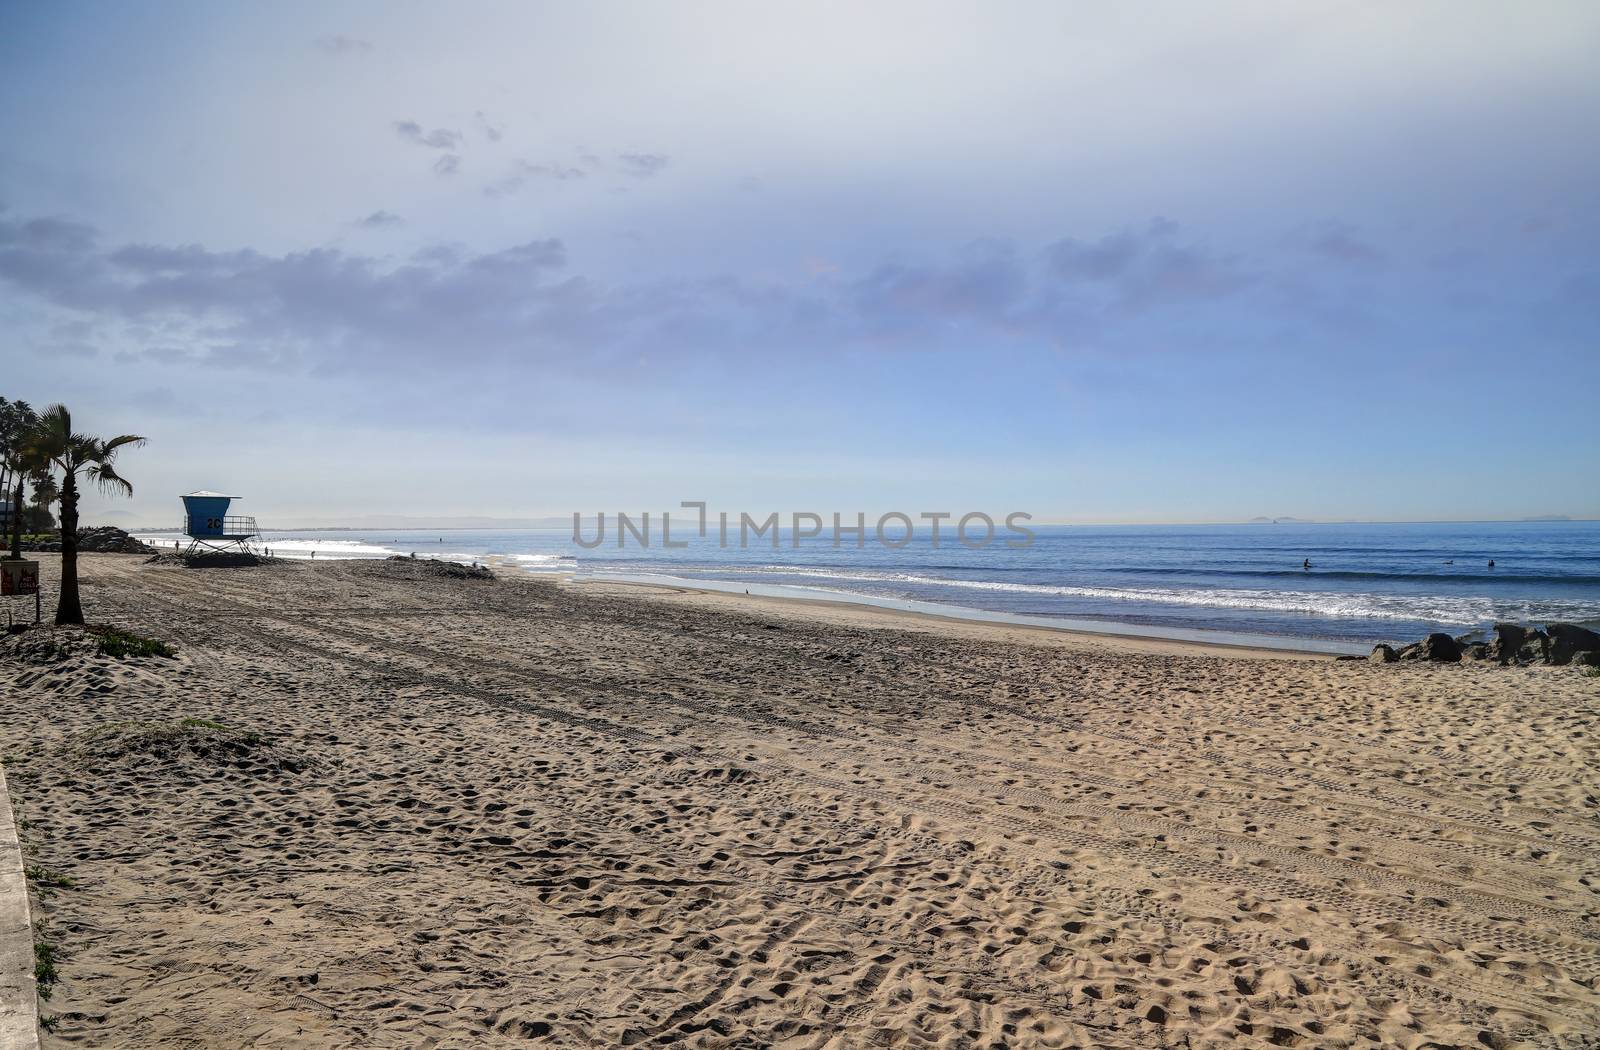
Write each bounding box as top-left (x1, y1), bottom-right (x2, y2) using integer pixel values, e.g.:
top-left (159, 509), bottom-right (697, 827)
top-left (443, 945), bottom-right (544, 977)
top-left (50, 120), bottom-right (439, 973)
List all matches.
top-left (1, 560), bottom-right (39, 596)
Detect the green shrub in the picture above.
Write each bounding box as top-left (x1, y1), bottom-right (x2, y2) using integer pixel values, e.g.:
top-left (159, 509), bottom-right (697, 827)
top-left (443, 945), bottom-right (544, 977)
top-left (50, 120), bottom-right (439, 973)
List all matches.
top-left (24, 865), bottom-right (76, 891)
top-left (34, 941), bottom-right (57, 998)
top-left (90, 627), bottom-right (175, 659)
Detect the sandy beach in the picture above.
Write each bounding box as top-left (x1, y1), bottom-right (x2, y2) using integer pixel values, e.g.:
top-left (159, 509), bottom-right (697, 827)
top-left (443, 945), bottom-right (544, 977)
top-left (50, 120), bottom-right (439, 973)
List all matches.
top-left (1, 553), bottom-right (1597, 1049)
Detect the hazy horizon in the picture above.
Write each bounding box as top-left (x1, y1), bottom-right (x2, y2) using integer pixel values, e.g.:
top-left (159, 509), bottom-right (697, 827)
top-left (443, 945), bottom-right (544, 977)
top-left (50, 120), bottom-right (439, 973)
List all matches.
top-left (119, 513), bottom-right (1594, 532)
top-left (4, 1), bottom-right (1598, 527)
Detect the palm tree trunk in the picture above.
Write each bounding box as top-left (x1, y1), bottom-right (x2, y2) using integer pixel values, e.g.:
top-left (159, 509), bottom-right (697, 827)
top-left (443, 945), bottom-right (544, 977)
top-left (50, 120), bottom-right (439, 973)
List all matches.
top-left (55, 472), bottom-right (83, 625)
top-left (7, 476), bottom-right (22, 560)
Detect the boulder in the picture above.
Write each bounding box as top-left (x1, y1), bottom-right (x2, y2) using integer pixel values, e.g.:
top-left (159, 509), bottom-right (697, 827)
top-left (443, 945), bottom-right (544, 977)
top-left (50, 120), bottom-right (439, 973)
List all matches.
top-left (1369, 644), bottom-right (1399, 663)
top-left (1398, 632), bottom-right (1461, 662)
top-left (1545, 623), bottom-right (1600, 667)
top-left (25, 526), bottom-right (156, 554)
top-left (1491, 623), bottom-right (1550, 664)
top-left (1461, 642), bottom-right (1491, 661)
top-left (1487, 623), bottom-right (1528, 664)
top-left (1570, 650), bottom-right (1600, 668)
top-left (1517, 630), bottom-right (1551, 665)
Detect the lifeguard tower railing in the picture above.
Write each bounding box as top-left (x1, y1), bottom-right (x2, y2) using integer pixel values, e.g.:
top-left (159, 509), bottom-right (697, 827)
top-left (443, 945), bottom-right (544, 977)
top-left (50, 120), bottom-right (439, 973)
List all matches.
top-left (183, 514), bottom-right (260, 540)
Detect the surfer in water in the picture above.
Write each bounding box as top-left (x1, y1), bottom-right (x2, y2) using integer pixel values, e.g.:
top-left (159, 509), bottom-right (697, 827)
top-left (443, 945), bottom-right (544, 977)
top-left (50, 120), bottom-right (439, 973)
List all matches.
top-left (1302, 558), bottom-right (1311, 570)
top-left (1488, 559), bottom-right (1495, 568)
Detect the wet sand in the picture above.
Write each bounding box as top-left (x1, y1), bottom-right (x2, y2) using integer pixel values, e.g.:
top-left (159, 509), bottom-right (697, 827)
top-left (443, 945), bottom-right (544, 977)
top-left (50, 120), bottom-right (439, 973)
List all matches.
top-left (1, 554), bottom-right (1597, 1048)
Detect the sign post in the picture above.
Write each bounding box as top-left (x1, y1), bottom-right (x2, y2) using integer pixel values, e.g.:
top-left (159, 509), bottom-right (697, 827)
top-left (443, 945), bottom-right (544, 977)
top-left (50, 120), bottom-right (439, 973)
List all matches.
top-left (1, 559), bottom-right (40, 625)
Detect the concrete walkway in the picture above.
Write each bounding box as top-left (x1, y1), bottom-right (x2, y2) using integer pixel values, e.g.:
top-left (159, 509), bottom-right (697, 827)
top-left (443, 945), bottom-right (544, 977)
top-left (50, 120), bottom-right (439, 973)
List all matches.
top-left (0, 765), bottom-right (40, 1050)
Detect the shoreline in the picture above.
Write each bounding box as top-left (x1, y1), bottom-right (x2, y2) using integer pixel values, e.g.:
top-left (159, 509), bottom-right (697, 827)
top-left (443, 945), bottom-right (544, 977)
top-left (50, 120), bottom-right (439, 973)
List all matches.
top-left (567, 571), bottom-right (1367, 657)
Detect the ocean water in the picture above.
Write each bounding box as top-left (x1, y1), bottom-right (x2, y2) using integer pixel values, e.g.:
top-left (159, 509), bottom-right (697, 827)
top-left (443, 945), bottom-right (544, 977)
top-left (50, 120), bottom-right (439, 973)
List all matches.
top-left (136, 521), bottom-right (1600, 646)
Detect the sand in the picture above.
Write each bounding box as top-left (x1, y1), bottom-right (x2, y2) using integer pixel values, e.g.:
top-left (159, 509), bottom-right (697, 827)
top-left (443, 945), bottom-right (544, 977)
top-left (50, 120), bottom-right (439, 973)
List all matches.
top-left (0, 553), bottom-right (1596, 1049)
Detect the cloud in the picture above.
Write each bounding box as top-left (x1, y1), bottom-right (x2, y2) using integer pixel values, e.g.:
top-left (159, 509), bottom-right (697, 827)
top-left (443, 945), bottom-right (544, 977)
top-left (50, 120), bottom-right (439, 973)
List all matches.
top-left (0, 211), bottom-right (593, 371)
top-left (1305, 223), bottom-right (1385, 266)
top-left (485, 159), bottom-right (587, 197)
top-left (617, 152), bottom-right (669, 178)
top-left (1044, 220), bottom-right (1253, 311)
top-left (316, 35), bottom-right (373, 55)
top-left (114, 346), bottom-right (193, 366)
top-left (0, 215), bottom-right (98, 253)
top-left (393, 120), bottom-right (463, 151)
top-left (475, 111), bottom-right (503, 143)
top-left (356, 210), bottom-right (403, 229)
top-left (0, 208), bottom-right (1371, 378)
top-left (849, 241), bottom-right (1027, 339)
top-left (433, 155), bottom-right (461, 177)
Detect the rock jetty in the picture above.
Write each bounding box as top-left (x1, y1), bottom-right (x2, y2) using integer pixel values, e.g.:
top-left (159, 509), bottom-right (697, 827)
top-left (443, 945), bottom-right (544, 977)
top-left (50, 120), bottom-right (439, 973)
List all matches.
top-left (1373, 622), bottom-right (1600, 669)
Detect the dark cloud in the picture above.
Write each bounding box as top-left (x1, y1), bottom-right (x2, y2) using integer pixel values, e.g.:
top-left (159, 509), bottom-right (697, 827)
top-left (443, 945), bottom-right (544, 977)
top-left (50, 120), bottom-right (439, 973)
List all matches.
top-left (394, 121), bottom-right (463, 151)
top-left (0, 209), bottom-right (1367, 377)
top-left (1045, 220), bottom-right (1252, 310)
top-left (356, 210), bottom-right (403, 229)
top-left (433, 155), bottom-right (461, 177)
top-left (0, 212), bottom-right (591, 371)
top-left (617, 152), bottom-right (669, 178)
top-left (316, 35), bottom-right (373, 55)
top-left (1306, 223), bottom-right (1385, 266)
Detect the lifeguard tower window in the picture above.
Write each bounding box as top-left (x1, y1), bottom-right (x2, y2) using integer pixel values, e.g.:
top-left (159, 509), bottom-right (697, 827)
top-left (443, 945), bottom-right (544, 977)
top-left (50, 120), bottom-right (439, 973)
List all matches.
top-left (180, 490), bottom-right (260, 555)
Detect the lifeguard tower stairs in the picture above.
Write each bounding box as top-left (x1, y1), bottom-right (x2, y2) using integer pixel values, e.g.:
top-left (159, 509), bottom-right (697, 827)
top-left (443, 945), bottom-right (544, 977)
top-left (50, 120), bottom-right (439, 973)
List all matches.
top-left (180, 491), bottom-right (260, 555)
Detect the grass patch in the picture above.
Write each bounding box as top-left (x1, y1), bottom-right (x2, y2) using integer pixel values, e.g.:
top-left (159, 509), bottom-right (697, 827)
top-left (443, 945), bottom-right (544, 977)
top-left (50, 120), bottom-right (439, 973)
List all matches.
top-left (66, 718), bottom-right (305, 775)
top-left (76, 719), bottom-right (265, 758)
top-left (24, 865), bottom-right (76, 891)
top-left (34, 941), bottom-right (57, 999)
top-left (1583, 665), bottom-right (1600, 678)
top-left (89, 627), bottom-right (175, 660)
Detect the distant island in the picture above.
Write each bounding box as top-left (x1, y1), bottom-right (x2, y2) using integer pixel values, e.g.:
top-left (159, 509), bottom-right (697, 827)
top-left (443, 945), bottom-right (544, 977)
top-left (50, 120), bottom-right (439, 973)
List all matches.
top-left (1248, 516), bottom-right (1314, 524)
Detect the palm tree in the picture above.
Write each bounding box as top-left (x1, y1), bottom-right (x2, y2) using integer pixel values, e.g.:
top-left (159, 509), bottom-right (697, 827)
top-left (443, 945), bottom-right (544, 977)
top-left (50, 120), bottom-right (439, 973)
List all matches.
top-left (27, 475), bottom-right (59, 533)
top-left (0, 397), bottom-right (40, 559)
top-left (27, 405), bottom-right (146, 625)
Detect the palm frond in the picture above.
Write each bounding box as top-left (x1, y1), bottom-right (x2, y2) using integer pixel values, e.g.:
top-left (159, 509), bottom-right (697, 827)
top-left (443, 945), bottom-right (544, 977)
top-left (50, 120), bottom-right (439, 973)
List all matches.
top-left (101, 435), bottom-right (148, 454)
top-left (21, 407), bottom-right (145, 497)
top-left (86, 460), bottom-right (135, 497)
top-left (27, 405), bottom-right (74, 472)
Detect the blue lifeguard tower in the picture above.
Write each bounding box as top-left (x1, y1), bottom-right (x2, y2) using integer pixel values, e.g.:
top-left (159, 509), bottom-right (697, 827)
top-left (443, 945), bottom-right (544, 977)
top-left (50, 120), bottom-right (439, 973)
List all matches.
top-left (180, 491), bottom-right (260, 555)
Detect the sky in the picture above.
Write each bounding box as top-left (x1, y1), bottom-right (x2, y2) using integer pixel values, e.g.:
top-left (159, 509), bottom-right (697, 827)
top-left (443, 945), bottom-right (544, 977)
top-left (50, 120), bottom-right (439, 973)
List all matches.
top-left (1, 0), bottom-right (1597, 527)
